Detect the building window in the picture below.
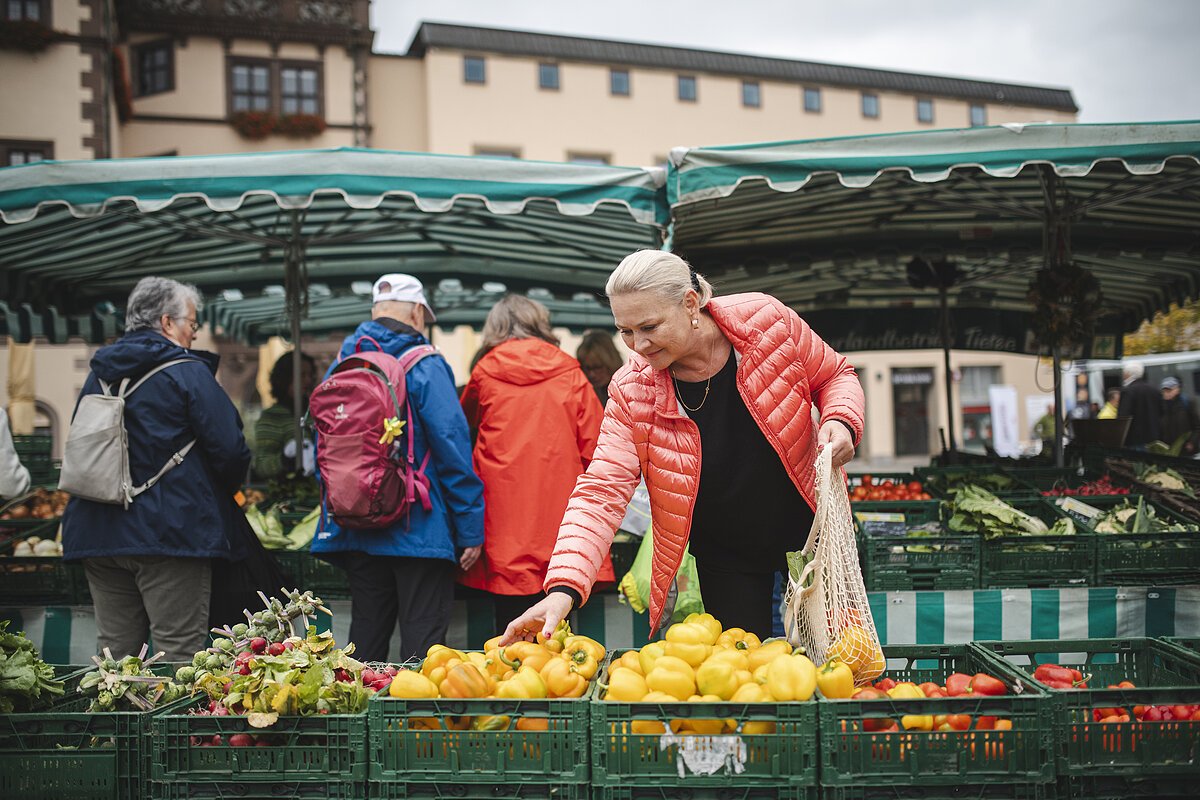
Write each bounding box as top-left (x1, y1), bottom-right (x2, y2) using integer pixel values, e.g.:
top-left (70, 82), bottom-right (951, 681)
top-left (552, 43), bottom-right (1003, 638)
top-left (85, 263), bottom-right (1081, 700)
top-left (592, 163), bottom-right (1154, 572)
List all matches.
top-left (538, 62), bottom-right (559, 90)
top-left (916, 97), bottom-right (934, 123)
top-left (742, 80), bottom-right (761, 108)
top-left (464, 56), bottom-right (486, 84)
top-left (610, 68), bottom-right (630, 96)
top-left (970, 103), bottom-right (987, 127)
top-left (567, 153), bottom-right (610, 165)
top-left (280, 63), bottom-right (320, 115)
top-left (230, 60), bottom-right (272, 112)
top-left (803, 86), bottom-right (821, 112)
top-left (133, 40), bottom-right (174, 97)
top-left (861, 92), bottom-right (879, 118)
top-left (1, 139), bottom-right (53, 166)
top-left (677, 75), bottom-right (697, 102)
top-left (3, 0), bottom-right (46, 21)
top-left (474, 147), bottom-right (520, 159)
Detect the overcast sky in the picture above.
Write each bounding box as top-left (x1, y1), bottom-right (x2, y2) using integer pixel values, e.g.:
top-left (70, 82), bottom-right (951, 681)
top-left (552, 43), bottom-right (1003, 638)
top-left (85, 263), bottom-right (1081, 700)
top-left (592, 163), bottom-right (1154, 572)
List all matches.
top-left (372, 0), bottom-right (1200, 124)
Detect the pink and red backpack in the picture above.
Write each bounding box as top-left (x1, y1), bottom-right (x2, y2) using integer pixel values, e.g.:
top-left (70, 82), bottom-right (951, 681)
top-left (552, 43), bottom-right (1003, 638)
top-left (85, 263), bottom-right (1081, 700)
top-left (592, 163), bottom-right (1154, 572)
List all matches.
top-left (309, 337), bottom-right (438, 529)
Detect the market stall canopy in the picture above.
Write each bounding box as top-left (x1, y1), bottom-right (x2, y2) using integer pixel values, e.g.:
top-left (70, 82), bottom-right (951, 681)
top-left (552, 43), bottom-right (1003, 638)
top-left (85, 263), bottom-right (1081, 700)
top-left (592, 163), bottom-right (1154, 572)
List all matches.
top-left (0, 148), bottom-right (666, 342)
top-left (668, 121), bottom-right (1200, 358)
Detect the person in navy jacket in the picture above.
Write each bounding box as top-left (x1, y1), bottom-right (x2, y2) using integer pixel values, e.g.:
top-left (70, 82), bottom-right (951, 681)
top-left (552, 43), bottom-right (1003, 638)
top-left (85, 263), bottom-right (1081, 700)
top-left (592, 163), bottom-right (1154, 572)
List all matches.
top-left (62, 277), bottom-right (251, 661)
top-left (313, 274), bottom-right (484, 662)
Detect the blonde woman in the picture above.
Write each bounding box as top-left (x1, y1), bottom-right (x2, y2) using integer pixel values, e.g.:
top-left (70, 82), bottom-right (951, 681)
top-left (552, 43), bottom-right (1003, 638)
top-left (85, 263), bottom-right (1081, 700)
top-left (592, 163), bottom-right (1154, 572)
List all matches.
top-left (502, 250), bottom-right (863, 641)
top-left (459, 295), bottom-right (609, 631)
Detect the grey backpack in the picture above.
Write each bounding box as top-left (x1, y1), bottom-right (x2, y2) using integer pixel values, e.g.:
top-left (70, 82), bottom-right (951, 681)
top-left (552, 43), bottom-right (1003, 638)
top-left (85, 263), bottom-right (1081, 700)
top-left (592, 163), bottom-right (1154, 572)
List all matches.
top-left (58, 359), bottom-right (197, 507)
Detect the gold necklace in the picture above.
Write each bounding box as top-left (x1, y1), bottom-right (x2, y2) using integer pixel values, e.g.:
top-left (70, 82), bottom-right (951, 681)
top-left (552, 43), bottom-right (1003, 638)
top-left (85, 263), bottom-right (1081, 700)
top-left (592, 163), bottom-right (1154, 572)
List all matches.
top-left (672, 327), bottom-right (721, 412)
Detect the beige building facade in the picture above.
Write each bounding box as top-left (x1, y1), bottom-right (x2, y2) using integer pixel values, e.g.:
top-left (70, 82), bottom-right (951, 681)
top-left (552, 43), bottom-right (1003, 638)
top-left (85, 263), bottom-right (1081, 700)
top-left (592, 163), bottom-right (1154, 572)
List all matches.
top-left (1, 5), bottom-right (1079, 462)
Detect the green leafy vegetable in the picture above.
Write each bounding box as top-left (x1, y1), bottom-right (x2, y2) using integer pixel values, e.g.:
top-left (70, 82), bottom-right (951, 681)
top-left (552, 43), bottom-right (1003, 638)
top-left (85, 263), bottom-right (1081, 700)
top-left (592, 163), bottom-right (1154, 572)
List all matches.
top-left (0, 619), bottom-right (65, 713)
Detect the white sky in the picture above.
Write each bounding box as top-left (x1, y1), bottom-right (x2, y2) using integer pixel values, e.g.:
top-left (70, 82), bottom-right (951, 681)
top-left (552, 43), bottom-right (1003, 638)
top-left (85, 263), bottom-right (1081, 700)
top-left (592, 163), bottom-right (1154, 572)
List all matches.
top-left (371, 0), bottom-right (1200, 124)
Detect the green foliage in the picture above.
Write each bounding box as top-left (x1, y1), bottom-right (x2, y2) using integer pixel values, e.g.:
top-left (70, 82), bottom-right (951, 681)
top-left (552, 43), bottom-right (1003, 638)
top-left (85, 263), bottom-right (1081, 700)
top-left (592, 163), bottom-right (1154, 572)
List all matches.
top-left (1124, 299), bottom-right (1200, 355)
top-left (0, 619), bottom-right (65, 713)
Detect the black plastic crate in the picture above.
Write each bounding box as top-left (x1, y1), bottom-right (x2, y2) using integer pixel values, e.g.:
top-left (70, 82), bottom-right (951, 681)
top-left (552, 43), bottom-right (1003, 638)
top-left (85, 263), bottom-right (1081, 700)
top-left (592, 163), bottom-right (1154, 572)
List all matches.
top-left (973, 637), bottom-right (1200, 794)
top-left (154, 779), bottom-right (364, 799)
top-left (818, 644), bottom-right (1055, 791)
top-left (0, 523), bottom-right (73, 604)
top-left (152, 698), bottom-right (368, 784)
top-left (369, 782), bottom-right (589, 800)
top-left (590, 655), bottom-right (817, 791)
top-left (592, 787), bottom-right (817, 800)
top-left (915, 467), bottom-right (1040, 499)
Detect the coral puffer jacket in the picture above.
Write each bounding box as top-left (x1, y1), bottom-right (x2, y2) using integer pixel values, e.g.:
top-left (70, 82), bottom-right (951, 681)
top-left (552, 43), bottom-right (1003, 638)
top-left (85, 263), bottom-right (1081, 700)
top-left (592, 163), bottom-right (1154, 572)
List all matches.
top-left (543, 293), bottom-right (865, 633)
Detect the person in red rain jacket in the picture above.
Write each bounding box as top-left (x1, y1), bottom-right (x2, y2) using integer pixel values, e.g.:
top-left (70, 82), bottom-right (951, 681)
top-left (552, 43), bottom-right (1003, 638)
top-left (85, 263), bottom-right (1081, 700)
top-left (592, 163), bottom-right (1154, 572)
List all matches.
top-left (459, 294), bottom-right (611, 632)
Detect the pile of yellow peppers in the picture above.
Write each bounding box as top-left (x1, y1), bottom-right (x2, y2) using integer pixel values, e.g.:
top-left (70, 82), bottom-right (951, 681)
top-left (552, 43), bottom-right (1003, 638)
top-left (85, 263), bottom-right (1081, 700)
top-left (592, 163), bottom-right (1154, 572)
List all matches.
top-left (600, 612), bottom-right (834, 735)
top-left (384, 621), bottom-right (605, 731)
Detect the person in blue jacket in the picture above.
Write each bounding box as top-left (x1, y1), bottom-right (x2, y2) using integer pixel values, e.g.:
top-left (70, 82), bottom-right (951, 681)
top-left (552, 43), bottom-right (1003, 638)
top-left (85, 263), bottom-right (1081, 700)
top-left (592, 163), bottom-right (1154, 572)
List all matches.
top-left (313, 273), bottom-right (484, 662)
top-left (62, 277), bottom-right (251, 662)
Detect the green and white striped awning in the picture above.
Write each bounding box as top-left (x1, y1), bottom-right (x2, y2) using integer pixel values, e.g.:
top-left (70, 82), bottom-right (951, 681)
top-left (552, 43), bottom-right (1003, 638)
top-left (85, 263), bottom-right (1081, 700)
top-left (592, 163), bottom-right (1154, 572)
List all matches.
top-left (669, 121), bottom-right (1200, 350)
top-left (0, 148), bottom-right (665, 341)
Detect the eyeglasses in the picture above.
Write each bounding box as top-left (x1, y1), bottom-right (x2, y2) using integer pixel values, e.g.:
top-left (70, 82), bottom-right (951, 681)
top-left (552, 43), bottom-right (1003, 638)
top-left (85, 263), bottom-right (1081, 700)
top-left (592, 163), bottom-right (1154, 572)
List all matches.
top-left (175, 317), bottom-right (201, 334)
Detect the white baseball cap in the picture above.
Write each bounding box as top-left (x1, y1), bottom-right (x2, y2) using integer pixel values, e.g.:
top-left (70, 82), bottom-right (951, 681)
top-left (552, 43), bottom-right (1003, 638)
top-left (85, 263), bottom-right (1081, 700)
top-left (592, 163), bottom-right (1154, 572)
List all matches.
top-left (372, 273), bottom-right (436, 323)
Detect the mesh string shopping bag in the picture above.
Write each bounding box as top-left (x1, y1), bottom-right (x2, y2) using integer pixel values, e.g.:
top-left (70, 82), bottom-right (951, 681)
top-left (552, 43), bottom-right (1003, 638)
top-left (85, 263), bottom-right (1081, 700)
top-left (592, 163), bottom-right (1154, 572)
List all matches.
top-left (783, 446), bottom-right (885, 685)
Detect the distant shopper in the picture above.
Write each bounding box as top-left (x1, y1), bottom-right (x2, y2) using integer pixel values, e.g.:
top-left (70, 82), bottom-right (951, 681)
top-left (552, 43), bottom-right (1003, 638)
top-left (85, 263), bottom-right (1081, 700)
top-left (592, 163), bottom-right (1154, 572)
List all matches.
top-left (253, 351), bottom-right (317, 480)
top-left (1097, 389), bottom-right (1120, 419)
top-left (1159, 376), bottom-right (1200, 454)
top-left (1118, 362), bottom-right (1161, 448)
top-left (459, 295), bottom-right (606, 632)
top-left (0, 407), bottom-right (31, 499)
top-left (576, 330), bottom-right (624, 407)
top-left (62, 277), bottom-right (251, 662)
top-left (1033, 404), bottom-right (1056, 451)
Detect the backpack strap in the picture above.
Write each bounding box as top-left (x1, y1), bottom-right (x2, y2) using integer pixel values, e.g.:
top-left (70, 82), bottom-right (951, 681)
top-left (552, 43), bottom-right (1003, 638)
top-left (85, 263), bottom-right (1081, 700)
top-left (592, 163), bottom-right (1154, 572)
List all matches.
top-left (397, 344), bottom-right (439, 373)
top-left (398, 344), bottom-right (439, 513)
top-left (122, 359), bottom-right (201, 499)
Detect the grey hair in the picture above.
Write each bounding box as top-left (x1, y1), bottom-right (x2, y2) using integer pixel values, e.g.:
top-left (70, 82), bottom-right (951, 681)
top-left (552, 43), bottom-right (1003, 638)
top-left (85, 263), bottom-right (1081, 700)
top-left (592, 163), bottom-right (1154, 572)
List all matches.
top-left (1123, 361), bottom-right (1145, 381)
top-left (124, 277), bottom-right (203, 332)
top-left (606, 249), bottom-right (714, 306)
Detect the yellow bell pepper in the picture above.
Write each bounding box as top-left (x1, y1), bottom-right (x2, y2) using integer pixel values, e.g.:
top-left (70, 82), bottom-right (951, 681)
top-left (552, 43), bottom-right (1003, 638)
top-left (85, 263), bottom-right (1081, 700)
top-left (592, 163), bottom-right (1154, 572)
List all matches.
top-left (562, 635), bottom-right (605, 663)
top-left (500, 642), bottom-right (554, 673)
top-left (631, 719), bottom-right (667, 734)
top-left (730, 682), bottom-right (769, 703)
top-left (482, 649), bottom-right (511, 679)
top-left (695, 659), bottom-right (739, 700)
top-left (422, 645), bottom-right (465, 677)
top-left (535, 619), bottom-right (572, 653)
top-left (644, 655), bottom-right (696, 700)
top-left (516, 717), bottom-right (550, 731)
top-left (752, 664), bottom-right (770, 685)
top-left (826, 624), bottom-right (877, 678)
top-left (465, 652), bottom-right (490, 671)
top-left (886, 682), bottom-right (933, 730)
top-left (747, 639), bottom-right (793, 672)
top-left (716, 627), bottom-right (762, 651)
top-left (742, 720), bottom-right (777, 734)
top-left (765, 654), bottom-right (817, 701)
top-left (734, 669), bottom-right (753, 687)
top-left (471, 715), bottom-right (512, 731)
top-left (676, 695), bottom-right (726, 734)
top-left (664, 622), bottom-right (714, 667)
top-left (601, 667), bottom-right (648, 702)
top-left (483, 634), bottom-right (505, 652)
top-left (706, 648), bottom-right (749, 672)
top-left (495, 665), bottom-right (547, 699)
top-left (683, 612), bottom-right (722, 644)
top-left (388, 670), bottom-right (439, 699)
top-left (638, 641), bottom-right (666, 676)
top-left (439, 662), bottom-right (492, 699)
top-left (540, 655), bottom-right (589, 698)
top-left (616, 650), bottom-right (644, 675)
top-left (563, 639), bottom-right (602, 680)
top-left (816, 659), bottom-right (856, 699)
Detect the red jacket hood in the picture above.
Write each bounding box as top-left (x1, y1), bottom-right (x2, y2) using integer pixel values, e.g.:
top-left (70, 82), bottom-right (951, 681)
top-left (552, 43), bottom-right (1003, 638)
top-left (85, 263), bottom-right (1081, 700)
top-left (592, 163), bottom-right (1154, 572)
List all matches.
top-left (475, 338), bottom-right (579, 386)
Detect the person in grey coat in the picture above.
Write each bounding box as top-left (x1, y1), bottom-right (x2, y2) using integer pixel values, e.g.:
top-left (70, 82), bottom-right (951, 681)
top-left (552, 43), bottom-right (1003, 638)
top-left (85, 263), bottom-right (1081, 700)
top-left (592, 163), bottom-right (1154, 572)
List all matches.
top-left (0, 407), bottom-right (31, 500)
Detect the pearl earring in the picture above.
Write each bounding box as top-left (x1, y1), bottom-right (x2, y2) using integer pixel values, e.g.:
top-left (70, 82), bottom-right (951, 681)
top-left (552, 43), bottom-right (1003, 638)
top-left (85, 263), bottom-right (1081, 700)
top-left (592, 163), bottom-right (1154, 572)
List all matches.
top-left (692, 319), bottom-right (700, 329)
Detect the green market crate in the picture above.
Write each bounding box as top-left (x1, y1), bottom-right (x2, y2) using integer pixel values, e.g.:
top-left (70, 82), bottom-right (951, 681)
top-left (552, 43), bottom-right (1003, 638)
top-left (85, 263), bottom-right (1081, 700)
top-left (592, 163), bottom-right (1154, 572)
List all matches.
top-left (973, 637), bottom-right (1200, 798)
top-left (368, 679), bottom-right (593, 787)
top-left (12, 434), bottom-right (52, 456)
top-left (820, 786), bottom-right (1054, 800)
top-left (273, 549), bottom-right (351, 599)
top-left (155, 780), bottom-right (363, 800)
top-left (590, 655), bottom-right (818, 792)
top-left (818, 644), bottom-right (1055, 793)
top-left (856, 505), bottom-right (978, 591)
top-left (1163, 636), bottom-right (1200, 656)
top-left (0, 693), bottom-right (192, 800)
top-left (852, 499), bottom-right (942, 527)
top-left (151, 698), bottom-right (368, 786)
top-left (0, 521), bottom-right (73, 603)
top-left (1050, 494), bottom-right (1200, 586)
top-left (971, 497), bottom-right (1096, 589)
top-left (371, 782), bottom-right (589, 799)
top-left (915, 466), bottom-right (1040, 499)
top-left (593, 787), bottom-right (817, 800)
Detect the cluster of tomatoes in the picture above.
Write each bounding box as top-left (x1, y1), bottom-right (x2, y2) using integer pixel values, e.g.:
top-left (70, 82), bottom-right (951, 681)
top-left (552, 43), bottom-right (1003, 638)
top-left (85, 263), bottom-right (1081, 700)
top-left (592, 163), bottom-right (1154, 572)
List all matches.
top-left (1041, 475), bottom-right (1130, 497)
top-left (1034, 664), bottom-right (1200, 723)
top-left (846, 671), bottom-right (1011, 734)
top-left (849, 475), bottom-right (933, 503)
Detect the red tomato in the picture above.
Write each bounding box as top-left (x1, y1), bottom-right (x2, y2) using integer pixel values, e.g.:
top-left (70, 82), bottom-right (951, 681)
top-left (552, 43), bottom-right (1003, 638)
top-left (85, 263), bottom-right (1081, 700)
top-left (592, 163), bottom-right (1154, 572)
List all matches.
top-left (907, 481), bottom-right (922, 493)
top-left (860, 475), bottom-right (873, 487)
top-left (881, 480), bottom-right (894, 488)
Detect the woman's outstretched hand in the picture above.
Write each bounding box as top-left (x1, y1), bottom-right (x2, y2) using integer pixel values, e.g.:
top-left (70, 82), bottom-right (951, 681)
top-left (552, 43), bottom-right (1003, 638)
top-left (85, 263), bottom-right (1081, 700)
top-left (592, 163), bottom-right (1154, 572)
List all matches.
top-left (500, 592), bottom-right (575, 645)
top-left (818, 420), bottom-right (855, 468)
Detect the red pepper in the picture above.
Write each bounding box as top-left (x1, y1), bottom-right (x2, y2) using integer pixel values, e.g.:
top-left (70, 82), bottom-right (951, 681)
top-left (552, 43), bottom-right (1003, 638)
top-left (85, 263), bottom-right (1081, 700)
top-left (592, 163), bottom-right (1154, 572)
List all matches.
top-left (945, 672), bottom-right (973, 697)
top-left (969, 673), bottom-right (1007, 696)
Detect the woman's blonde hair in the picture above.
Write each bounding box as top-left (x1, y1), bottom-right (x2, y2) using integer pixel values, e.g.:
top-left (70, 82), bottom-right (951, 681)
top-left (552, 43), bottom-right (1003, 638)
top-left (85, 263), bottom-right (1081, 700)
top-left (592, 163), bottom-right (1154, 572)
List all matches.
top-left (480, 294), bottom-right (560, 353)
top-left (605, 249), bottom-right (714, 306)
top-left (576, 329), bottom-right (624, 374)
